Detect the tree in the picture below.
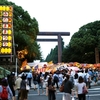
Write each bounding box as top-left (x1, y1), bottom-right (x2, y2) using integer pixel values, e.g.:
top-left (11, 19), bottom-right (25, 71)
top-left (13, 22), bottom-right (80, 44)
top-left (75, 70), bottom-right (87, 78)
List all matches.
top-left (45, 38), bottom-right (64, 63)
top-left (0, 1), bottom-right (42, 62)
top-left (62, 20), bottom-right (100, 63)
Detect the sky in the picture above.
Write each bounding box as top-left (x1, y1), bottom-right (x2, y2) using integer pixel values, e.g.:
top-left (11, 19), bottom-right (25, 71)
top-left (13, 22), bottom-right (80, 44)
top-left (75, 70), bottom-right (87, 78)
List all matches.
top-left (8, 0), bottom-right (100, 59)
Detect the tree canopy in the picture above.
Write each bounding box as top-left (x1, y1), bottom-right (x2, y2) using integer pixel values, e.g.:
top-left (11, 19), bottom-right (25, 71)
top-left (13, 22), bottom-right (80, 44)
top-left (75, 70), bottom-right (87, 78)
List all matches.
top-left (0, 0), bottom-right (42, 62)
top-left (62, 20), bottom-right (100, 64)
top-left (45, 38), bottom-right (64, 63)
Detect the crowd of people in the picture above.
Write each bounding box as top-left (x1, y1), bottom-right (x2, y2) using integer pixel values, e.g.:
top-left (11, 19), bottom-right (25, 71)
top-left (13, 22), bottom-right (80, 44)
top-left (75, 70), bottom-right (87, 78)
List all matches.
top-left (0, 67), bottom-right (99, 100)
top-left (32, 67), bottom-right (100, 100)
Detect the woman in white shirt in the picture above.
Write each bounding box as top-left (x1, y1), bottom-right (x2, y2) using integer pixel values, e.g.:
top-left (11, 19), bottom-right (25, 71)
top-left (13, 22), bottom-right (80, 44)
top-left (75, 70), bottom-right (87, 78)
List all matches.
top-left (75, 76), bottom-right (88, 100)
top-left (74, 72), bottom-right (78, 98)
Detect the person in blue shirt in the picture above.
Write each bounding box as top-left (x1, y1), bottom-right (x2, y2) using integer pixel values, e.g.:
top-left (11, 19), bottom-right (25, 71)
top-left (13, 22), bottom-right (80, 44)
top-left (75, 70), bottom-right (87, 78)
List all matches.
top-left (27, 72), bottom-right (33, 87)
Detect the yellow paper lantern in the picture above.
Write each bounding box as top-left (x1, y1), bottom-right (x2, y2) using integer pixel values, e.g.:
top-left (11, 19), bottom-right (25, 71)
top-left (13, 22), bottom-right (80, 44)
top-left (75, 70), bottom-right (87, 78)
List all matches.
top-left (0, 36), bottom-right (2, 41)
top-left (2, 6), bottom-right (5, 11)
top-left (0, 6), bottom-right (2, 10)
top-left (5, 48), bottom-right (8, 53)
top-left (8, 42), bottom-right (12, 47)
top-left (8, 30), bottom-right (12, 35)
top-left (1, 48), bottom-right (4, 53)
top-left (5, 6), bottom-right (9, 11)
top-left (8, 48), bottom-right (11, 53)
top-left (8, 36), bottom-right (12, 41)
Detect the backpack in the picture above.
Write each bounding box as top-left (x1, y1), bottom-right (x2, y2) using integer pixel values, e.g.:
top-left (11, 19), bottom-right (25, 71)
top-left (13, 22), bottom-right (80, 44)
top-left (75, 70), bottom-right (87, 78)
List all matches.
top-left (54, 76), bottom-right (59, 82)
top-left (1, 86), bottom-right (8, 100)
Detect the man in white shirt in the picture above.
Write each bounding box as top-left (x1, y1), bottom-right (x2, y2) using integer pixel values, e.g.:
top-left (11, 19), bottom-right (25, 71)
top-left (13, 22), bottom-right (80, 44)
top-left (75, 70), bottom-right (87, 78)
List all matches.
top-left (84, 69), bottom-right (91, 88)
top-left (77, 69), bottom-right (84, 78)
top-left (15, 74), bottom-right (22, 100)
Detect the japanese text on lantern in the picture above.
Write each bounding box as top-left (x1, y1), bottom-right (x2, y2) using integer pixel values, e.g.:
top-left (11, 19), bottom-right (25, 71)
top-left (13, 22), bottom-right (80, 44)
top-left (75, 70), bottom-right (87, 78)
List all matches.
top-left (0, 6), bottom-right (13, 54)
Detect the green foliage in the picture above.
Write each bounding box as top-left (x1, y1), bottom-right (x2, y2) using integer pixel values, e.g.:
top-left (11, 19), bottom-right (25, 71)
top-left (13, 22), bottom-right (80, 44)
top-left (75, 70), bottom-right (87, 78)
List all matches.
top-left (45, 38), bottom-right (64, 63)
top-left (46, 47), bottom-right (58, 64)
top-left (0, 0), bottom-right (7, 4)
top-left (0, 0), bottom-right (42, 62)
top-left (62, 20), bottom-right (100, 63)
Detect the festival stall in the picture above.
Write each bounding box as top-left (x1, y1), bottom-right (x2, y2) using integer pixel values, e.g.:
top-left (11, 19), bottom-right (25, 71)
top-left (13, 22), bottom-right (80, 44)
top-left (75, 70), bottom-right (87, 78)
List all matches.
top-left (20, 60), bottom-right (100, 73)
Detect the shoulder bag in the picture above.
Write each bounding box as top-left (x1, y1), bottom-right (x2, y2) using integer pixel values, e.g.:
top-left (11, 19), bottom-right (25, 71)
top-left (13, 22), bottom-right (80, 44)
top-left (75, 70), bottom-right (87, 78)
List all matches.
top-left (26, 84), bottom-right (30, 91)
top-left (82, 86), bottom-right (88, 94)
top-left (59, 84), bottom-right (64, 92)
top-left (59, 81), bottom-right (64, 92)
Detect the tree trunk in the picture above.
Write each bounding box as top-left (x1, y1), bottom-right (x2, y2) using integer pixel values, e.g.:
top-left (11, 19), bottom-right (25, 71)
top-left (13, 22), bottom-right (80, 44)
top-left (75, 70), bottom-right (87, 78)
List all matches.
top-left (95, 47), bottom-right (99, 63)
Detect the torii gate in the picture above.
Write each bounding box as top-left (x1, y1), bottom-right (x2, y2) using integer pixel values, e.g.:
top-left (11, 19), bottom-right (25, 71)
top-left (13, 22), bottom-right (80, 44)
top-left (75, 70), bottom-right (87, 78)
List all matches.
top-left (37, 32), bottom-right (70, 63)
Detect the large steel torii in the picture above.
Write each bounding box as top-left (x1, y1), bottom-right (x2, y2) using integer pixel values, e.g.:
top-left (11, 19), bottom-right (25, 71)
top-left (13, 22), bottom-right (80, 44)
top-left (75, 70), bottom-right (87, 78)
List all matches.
top-left (37, 32), bottom-right (70, 63)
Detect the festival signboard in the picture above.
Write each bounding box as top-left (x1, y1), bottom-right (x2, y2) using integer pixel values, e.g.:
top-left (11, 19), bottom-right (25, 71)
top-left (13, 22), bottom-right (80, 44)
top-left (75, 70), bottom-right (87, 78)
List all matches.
top-left (0, 6), bottom-right (13, 55)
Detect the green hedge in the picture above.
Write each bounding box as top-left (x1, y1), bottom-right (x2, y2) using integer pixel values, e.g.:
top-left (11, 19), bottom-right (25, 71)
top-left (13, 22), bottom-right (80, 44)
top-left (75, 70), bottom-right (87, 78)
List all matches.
top-left (0, 67), bottom-right (11, 78)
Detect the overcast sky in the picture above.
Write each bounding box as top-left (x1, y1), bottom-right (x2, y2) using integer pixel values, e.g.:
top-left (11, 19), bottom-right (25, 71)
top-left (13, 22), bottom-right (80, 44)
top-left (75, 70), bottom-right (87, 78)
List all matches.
top-left (8, 0), bottom-right (100, 59)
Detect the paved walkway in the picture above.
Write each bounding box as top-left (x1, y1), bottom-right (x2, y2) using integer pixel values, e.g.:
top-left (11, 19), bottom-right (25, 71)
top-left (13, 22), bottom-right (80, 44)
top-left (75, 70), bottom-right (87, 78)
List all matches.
top-left (31, 80), bottom-right (100, 89)
top-left (91, 80), bottom-right (100, 86)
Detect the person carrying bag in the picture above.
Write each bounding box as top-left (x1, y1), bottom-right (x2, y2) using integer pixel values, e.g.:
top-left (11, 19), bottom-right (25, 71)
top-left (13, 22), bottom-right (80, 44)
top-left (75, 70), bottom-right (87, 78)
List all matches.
top-left (75, 76), bottom-right (88, 100)
top-left (20, 73), bottom-right (29, 100)
top-left (62, 74), bottom-right (74, 100)
top-left (47, 76), bottom-right (56, 100)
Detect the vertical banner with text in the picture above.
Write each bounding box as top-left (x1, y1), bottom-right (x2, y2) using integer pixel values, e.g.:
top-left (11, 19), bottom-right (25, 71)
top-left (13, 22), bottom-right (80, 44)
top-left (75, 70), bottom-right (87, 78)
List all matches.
top-left (0, 6), bottom-right (13, 55)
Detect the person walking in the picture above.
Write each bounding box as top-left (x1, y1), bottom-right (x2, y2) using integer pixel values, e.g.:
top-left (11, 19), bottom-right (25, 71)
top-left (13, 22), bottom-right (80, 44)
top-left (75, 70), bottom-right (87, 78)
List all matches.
top-left (47, 76), bottom-right (56, 100)
top-left (15, 74), bottom-right (22, 100)
top-left (74, 72), bottom-right (78, 98)
top-left (53, 72), bottom-right (59, 89)
top-left (44, 72), bottom-right (50, 96)
top-left (33, 72), bottom-right (38, 90)
top-left (27, 71), bottom-right (33, 87)
top-left (20, 73), bottom-right (29, 100)
top-left (58, 71), bottom-right (63, 86)
top-left (75, 76), bottom-right (88, 100)
top-left (37, 72), bottom-right (44, 95)
top-left (84, 69), bottom-right (91, 89)
top-left (62, 74), bottom-right (73, 100)
top-left (7, 73), bottom-right (16, 100)
top-left (0, 78), bottom-right (13, 100)
top-left (93, 69), bottom-right (98, 85)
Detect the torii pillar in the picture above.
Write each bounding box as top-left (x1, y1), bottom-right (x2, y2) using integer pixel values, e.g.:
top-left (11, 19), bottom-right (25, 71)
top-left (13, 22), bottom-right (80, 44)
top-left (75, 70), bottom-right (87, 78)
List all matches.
top-left (37, 32), bottom-right (70, 63)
